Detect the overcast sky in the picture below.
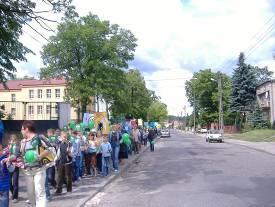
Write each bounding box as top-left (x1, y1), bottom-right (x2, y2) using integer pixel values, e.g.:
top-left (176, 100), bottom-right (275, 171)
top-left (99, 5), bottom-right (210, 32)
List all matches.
top-left (15, 0), bottom-right (275, 116)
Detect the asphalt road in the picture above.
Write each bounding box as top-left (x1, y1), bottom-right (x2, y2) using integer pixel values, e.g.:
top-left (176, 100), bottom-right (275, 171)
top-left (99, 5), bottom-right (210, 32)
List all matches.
top-left (85, 130), bottom-right (275, 207)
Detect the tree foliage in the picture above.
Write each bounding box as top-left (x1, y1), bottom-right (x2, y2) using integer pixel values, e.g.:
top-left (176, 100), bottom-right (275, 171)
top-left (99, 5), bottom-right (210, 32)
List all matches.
top-left (0, 0), bottom-right (72, 82)
top-left (41, 13), bottom-right (137, 118)
top-left (185, 69), bottom-right (231, 126)
top-left (147, 101), bottom-right (168, 122)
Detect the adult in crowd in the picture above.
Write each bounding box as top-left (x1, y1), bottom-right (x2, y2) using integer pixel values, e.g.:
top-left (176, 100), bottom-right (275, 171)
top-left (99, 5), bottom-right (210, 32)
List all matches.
top-left (20, 120), bottom-right (51, 207)
top-left (109, 125), bottom-right (121, 172)
top-left (148, 128), bottom-right (155, 152)
top-left (85, 132), bottom-right (97, 176)
top-left (55, 131), bottom-right (73, 195)
top-left (7, 134), bottom-right (20, 203)
top-left (131, 125), bottom-right (140, 154)
top-left (0, 143), bottom-right (10, 207)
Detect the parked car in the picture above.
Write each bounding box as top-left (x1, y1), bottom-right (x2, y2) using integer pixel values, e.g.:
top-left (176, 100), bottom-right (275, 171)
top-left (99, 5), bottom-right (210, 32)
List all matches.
top-left (160, 128), bottom-right (170, 138)
top-left (200, 128), bottom-right (207, 133)
top-left (206, 130), bottom-right (223, 143)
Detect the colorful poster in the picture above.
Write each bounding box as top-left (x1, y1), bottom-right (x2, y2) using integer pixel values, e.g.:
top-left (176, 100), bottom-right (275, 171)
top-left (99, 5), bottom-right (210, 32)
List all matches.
top-left (94, 112), bottom-right (110, 135)
top-left (83, 113), bottom-right (94, 125)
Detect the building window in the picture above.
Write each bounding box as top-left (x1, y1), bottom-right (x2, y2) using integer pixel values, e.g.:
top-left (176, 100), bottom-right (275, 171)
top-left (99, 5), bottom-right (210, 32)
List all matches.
top-left (29, 90), bottom-right (34, 99)
top-left (28, 106), bottom-right (34, 115)
top-left (55, 104), bottom-right (59, 114)
top-left (55, 89), bottom-right (60, 98)
top-left (37, 105), bottom-right (43, 114)
top-left (38, 89), bottom-right (42, 98)
top-left (11, 94), bottom-right (16, 102)
top-left (46, 89), bottom-right (51, 98)
top-left (46, 105), bottom-right (51, 114)
top-left (11, 108), bottom-right (16, 116)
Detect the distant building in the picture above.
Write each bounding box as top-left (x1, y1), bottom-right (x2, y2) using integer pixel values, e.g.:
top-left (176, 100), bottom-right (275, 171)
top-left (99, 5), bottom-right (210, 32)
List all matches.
top-left (256, 80), bottom-right (274, 124)
top-left (0, 78), bottom-right (98, 120)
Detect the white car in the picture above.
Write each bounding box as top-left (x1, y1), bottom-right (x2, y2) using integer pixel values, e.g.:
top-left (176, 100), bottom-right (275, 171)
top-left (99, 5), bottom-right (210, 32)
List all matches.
top-left (161, 129), bottom-right (170, 137)
top-left (206, 130), bottom-right (224, 143)
top-left (200, 128), bottom-right (207, 133)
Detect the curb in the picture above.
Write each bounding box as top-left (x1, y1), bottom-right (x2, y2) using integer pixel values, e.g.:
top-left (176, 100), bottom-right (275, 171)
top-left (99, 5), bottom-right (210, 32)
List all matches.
top-left (78, 143), bottom-right (151, 207)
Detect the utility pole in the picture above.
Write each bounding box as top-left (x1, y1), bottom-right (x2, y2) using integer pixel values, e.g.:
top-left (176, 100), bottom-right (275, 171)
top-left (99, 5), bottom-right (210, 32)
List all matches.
top-left (218, 72), bottom-right (224, 134)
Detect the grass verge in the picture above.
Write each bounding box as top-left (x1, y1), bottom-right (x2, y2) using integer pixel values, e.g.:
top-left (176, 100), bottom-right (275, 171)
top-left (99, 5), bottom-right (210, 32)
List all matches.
top-left (227, 129), bottom-right (275, 142)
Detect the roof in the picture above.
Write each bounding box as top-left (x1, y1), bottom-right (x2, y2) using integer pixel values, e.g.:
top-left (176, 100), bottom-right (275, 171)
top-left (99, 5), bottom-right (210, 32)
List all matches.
top-left (0, 78), bottom-right (66, 90)
top-left (256, 79), bottom-right (275, 88)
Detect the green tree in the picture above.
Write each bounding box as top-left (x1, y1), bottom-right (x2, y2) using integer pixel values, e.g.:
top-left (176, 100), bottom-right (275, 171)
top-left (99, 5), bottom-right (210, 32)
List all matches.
top-left (110, 69), bottom-right (153, 120)
top-left (147, 101), bottom-right (168, 122)
top-left (185, 69), bottom-right (231, 127)
top-left (0, 0), bottom-right (72, 82)
top-left (250, 104), bottom-right (268, 128)
top-left (41, 14), bottom-right (137, 120)
top-left (230, 52), bottom-right (257, 113)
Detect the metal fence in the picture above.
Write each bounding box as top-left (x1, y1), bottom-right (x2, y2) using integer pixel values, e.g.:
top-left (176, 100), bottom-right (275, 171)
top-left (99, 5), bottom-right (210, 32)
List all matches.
top-left (0, 101), bottom-right (59, 120)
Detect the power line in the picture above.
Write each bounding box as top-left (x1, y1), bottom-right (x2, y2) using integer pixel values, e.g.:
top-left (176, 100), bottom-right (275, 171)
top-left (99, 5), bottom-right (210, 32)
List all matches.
top-left (220, 14), bottom-right (275, 71)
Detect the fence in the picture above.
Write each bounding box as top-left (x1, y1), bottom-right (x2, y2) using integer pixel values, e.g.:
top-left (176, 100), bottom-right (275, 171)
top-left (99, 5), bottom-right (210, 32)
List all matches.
top-left (0, 101), bottom-right (59, 120)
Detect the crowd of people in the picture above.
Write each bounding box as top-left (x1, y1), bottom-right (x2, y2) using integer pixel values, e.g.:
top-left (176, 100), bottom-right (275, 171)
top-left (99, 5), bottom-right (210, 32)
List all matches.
top-left (0, 120), bottom-right (158, 207)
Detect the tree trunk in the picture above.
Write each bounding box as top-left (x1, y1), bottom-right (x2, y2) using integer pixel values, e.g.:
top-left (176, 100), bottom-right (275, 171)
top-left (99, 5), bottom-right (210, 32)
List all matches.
top-left (81, 101), bottom-right (87, 121)
top-left (96, 95), bottom-right (99, 112)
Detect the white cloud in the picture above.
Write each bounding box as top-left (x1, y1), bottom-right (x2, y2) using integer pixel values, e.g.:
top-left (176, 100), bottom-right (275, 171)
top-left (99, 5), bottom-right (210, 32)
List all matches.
top-left (14, 0), bottom-right (275, 115)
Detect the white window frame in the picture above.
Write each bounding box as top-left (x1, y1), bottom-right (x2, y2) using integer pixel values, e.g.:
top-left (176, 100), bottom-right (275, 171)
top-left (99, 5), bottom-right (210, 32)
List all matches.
top-left (37, 105), bottom-right (43, 114)
top-left (28, 106), bottom-right (34, 115)
top-left (46, 105), bottom-right (51, 114)
top-left (29, 90), bottom-right (34, 99)
top-left (55, 89), bottom-right (60, 98)
top-left (11, 94), bottom-right (16, 102)
top-left (11, 108), bottom-right (16, 116)
top-left (46, 89), bottom-right (51, 98)
top-left (38, 89), bottom-right (43, 99)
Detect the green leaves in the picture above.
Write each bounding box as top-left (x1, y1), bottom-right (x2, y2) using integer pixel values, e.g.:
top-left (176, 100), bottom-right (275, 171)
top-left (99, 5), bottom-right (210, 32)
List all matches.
top-left (41, 13), bottom-right (139, 119)
top-left (147, 101), bottom-right (168, 122)
top-left (185, 69), bottom-right (231, 126)
top-left (0, 0), bottom-right (72, 82)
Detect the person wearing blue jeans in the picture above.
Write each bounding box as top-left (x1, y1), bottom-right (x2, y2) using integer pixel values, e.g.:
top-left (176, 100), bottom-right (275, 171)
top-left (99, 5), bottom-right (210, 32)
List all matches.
top-left (100, 136), bottom-right (112, 176)
top-left (71, 131), bottom-right (81, 182)
top-left (109, 128), bottom-right (121, 171)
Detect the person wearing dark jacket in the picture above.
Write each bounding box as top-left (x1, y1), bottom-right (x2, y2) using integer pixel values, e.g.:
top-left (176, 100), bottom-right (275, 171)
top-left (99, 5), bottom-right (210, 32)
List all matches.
top-left (55, 131), bottom-right (73, 195)
top-left (0, 143), bottom-right (10, 207)
top-left (148, 129), bottom-right (155, 152)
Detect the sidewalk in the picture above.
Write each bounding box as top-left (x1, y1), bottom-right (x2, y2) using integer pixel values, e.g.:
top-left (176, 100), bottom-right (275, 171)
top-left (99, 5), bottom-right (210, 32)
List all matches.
top-left (224, 138), bottom-right (275, 155)
top-left (12, 144), bottom-right (150, 207)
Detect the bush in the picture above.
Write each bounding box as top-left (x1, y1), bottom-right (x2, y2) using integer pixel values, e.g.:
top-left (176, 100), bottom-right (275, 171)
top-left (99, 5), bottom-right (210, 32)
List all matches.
top-left (272, 121), bottom-right (275, 130)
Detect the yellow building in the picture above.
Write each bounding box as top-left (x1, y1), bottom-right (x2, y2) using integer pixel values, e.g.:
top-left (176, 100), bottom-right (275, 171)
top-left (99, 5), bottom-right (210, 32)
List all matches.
top-left (0, 78), bottom-right (86, 120)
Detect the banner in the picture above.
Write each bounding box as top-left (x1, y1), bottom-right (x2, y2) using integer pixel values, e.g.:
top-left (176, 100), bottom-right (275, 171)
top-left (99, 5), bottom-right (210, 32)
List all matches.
top-left (94, 112), bottom-right (110, 135)
top-left (83, 113), bottom-right (94, 125)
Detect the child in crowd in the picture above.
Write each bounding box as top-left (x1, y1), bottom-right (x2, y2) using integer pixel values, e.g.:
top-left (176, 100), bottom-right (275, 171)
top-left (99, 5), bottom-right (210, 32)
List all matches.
top-left (7, 134), bottom-right (20, 203)
top-left (100, 135), bottom-right (112, 176)
top-left (72, 131), bottom-right (81, 182)
top-left (0, 143), bottom-right (10, 207)
top-left (55, 131), bottom-right (73, 195)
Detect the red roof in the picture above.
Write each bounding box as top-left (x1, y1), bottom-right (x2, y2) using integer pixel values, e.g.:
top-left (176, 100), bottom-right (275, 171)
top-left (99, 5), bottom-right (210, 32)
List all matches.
top-left (0, 78), bottom-right (66, 90)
